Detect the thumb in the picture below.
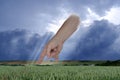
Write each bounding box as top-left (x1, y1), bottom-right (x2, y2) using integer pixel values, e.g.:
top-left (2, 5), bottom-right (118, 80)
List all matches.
top-left (54, 55), bottom-right (59, 62)
top-left (46, 46), bottom-right (51, 58)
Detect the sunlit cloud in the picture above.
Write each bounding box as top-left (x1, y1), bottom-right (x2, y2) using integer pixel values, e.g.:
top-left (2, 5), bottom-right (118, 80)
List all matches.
top-left (46, 7), bottom-right (74, 33)
top-left (81, 7), bottom-right (120, 27)
top-left (103, 7), bottom-right (120, 25)
top-left (81, 8), bottom-right (101, 27)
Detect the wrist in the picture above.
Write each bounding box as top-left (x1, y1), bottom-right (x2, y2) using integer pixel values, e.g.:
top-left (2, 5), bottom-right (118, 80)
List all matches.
top-left (51, 35), bottom-right (65, 44)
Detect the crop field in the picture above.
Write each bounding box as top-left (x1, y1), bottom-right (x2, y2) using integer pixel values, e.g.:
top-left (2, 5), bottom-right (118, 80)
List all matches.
top-left (0, 65), bottom-right (120, 80)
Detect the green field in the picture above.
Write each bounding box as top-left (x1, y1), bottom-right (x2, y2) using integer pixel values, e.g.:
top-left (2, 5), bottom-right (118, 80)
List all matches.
top-left (0, 66), bottom-right (120, 80)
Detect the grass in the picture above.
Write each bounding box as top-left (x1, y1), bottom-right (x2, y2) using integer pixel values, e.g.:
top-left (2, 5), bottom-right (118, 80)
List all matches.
top-left (0, 65), bottom-right (120, 80)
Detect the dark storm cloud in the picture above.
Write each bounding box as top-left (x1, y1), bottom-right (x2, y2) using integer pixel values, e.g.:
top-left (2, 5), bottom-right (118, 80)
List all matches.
top-left (67, 20), bottom-right (120, 60)
top-left (0, 29), bottom-right (53, 61)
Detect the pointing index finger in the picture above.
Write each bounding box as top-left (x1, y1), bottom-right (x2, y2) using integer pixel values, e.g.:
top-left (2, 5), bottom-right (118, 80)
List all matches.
top-left (38, 46), bottom-right (47, 64)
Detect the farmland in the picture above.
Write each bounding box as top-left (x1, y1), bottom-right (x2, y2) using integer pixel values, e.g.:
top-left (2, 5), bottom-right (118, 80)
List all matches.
top-left (0, 65), bottom-right (120, 80)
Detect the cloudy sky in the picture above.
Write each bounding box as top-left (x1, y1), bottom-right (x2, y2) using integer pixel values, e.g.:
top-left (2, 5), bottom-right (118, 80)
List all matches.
top-left (0, 0), bottom-right (120, 61)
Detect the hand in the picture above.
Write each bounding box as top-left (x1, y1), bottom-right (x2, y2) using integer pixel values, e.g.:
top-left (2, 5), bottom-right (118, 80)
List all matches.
top-left (36, 14), bottom-right (80, 64)
top-left (36, 39), bottom-right (63, 64)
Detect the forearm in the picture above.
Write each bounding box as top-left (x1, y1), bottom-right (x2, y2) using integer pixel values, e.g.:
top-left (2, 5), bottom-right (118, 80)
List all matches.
top-left (51, 15), bottom-right (80, 43)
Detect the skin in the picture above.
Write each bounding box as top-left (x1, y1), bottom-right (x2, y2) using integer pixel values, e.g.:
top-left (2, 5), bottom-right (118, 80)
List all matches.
top-left (36, 14), bottom-right (80, 64)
